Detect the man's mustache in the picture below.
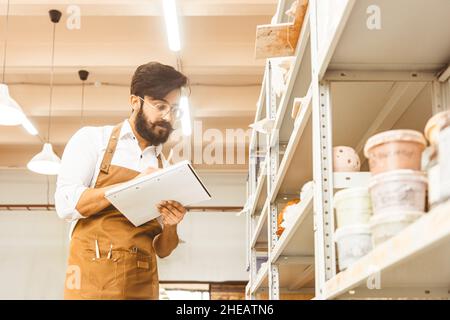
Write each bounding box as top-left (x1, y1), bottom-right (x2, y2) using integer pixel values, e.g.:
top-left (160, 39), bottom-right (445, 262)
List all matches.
top-left (151, 120), bottom-right (174, 133)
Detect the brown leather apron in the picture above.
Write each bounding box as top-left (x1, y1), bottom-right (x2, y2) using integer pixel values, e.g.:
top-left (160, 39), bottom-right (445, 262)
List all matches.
top-left (64, 122), bottom-right (163, 300)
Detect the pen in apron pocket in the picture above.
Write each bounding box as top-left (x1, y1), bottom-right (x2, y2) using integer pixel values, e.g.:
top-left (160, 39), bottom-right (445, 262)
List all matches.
top-left (107, 244), bottom-right (113, 259)
top-left (95, 239), bottom-right (101, 259)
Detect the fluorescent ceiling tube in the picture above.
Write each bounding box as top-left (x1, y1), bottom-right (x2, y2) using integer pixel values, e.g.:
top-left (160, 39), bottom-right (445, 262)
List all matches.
top-left (22, 117), bottom-right (39, 136)
top-left (180, 96), bottom-right (191, 136)
top-left (163, 0), bottom-right (181, 52)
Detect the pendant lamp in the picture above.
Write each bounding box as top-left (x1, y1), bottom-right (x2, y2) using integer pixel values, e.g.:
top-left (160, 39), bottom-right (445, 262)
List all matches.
top-left (0, 0), bottom-right (25, 125)
top-left (0, 84), bottom-right (24, 125)
top-left (27, 10), bottom-right (62, 175)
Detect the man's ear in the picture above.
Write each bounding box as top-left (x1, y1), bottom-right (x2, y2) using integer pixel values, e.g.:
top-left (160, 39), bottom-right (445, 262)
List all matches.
top-left (130, 95), bottom-right (141, 113)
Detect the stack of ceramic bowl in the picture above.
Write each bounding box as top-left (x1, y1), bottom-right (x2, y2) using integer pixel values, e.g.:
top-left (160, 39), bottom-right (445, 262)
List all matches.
top-left (364, 130), bottom-right (428, 247)
top-left (333, 187), bottom-right (373, 271)
top-left (424, 110), bottom-right (450, 206)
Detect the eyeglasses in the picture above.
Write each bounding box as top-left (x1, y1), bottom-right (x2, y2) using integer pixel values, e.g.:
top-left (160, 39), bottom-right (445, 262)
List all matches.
top-left (135, 95), bottom-right (183, 120)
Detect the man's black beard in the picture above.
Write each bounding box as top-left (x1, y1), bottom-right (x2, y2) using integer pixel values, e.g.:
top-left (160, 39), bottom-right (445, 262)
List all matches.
top-left (134, 107), bottom-right (174, 146)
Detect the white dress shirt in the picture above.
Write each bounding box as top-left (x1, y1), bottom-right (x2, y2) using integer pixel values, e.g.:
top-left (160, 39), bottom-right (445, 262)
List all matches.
top-left (55, 119), bottom-right (166, 239)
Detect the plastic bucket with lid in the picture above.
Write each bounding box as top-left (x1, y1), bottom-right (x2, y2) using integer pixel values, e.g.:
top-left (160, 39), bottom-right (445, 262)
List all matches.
top-left (439, 122), bottom-right (450, 203)
top-left (334, 225), bottom-right (372, 271)
top-left (422, 146), bottom-right (440, 209)
top-left (428, 164), bottom-right (441, 209)
top-left (334, 187), bottom-right (372, 228)
top-left (364, 130), bottom-right (426, 175)
top-left (369, 169), bottom-right (427, 215)
top-left (424, 110), bottom-right (450, 146)
top-left (369, 211), bottom-right (422, 247)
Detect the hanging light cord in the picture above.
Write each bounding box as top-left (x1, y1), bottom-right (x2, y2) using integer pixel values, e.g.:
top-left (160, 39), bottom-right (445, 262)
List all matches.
top-left (47, 22), bottom-right (57, 143)
top-left (80, 80), bottom-right (85, 127)
top-left (1, 0), bottom-right (10, 83)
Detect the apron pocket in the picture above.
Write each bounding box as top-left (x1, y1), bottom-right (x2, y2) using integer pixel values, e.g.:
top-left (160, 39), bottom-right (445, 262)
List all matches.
top-left (80, 251), bottom-right (125, 299)
top-left (123, 250), bottom-right (159, 299)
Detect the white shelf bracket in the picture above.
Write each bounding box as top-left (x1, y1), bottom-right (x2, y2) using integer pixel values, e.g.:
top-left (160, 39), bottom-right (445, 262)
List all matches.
top-left (431, 80), bottom-right (450, 114)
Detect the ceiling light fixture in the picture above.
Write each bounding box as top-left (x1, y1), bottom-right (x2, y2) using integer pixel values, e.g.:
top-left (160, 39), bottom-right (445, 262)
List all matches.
top-left (0, 0), bottom-right (25, 126)
top-left (27, 10), bottom-right (62, 175)
top-left (0, 84), bottom-right (24, 125)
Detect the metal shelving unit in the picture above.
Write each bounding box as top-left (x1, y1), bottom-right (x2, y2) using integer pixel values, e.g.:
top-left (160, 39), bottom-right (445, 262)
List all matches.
top-left (246, 0), bottom-right (450, 300)
top-left (323, 201), bottom-right (450, 299)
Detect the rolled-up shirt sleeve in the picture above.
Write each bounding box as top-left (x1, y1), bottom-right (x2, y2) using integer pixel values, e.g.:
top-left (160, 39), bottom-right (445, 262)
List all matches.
top-left (55, 127), bottom-right (99, 222)
top-left (156, 216), bottom-right (164, 228)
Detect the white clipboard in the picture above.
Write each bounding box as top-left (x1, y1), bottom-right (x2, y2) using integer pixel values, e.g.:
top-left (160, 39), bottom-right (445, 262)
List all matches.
top-left (105, 160), bottom-right (212, 227)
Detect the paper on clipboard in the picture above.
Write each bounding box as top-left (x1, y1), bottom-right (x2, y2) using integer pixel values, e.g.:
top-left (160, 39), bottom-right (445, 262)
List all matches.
top-left (105, 160), bottom-right (211, 227)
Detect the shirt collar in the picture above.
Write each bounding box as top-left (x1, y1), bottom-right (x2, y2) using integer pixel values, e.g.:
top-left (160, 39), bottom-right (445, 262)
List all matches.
top-left (119, 119), bottom-right (134, 140)
top-left (120, 119), bottom-right (163, 156)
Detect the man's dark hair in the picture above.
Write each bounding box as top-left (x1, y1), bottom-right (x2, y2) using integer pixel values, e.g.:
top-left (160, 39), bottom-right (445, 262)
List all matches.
top-left (130, 62), bottom-right (188, 101)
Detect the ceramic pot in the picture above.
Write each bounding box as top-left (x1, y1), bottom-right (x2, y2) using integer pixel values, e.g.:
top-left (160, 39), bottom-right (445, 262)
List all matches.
top-left (333, 146), bottom-right (361, 172)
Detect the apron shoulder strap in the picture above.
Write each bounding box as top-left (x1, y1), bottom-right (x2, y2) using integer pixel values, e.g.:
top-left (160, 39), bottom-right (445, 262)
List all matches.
top-left (157, 154), bottom-right (163, 169)
top-left (99, 122), bottom-right (123, 174)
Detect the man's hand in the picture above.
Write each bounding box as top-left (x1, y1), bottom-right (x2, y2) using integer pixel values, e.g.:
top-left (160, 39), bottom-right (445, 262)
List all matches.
top-left (153, 201), bottom-right (185, 258)
top-left (156, 200), bottom-right (187, 226)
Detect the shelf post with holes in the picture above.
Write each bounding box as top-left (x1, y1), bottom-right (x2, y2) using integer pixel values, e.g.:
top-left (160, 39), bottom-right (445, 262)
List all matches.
top-left (310, 0), bottom-right (337, 298)
top-left (311, 80), bottom-right (337, 299)
top-left (266, 60), bottom-right (281, 300)
top-left (247, 143), bottom-right (257, 299)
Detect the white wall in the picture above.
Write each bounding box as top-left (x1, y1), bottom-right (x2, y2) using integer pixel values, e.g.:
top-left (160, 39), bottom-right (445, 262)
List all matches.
top-left (0, 169), bottom-right (248, 299)
top-left (158, 212), bottom-right (247, 282)
top-left (0, 211), bottom-right (69, 300)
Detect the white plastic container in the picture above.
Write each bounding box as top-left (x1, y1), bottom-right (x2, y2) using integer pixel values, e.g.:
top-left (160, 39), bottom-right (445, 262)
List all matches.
top-left (369, 211), bottom-right (422, 247)
top-left (364, 129), bottom-right (426, 174)
top-left (334, 187), bottom-right (372, 228)
top-left (428, 164), bottom-right (441, 208)
top-left (369, 170), bottom-right (427, 216)
top-left (422, 146), bottom-right (440, 209)
top-left (334, 225), bottom-right (372, 271)
top-left (300, 181), bottom-right (313, 201)
top-left (424, 110), bottom-right (450, 146)
top-left (439, 126), bottom-right (450, 202)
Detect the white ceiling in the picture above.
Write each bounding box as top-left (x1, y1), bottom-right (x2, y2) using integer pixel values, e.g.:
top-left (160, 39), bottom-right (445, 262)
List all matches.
top-left (0, 0), bottom-right (277, 170)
